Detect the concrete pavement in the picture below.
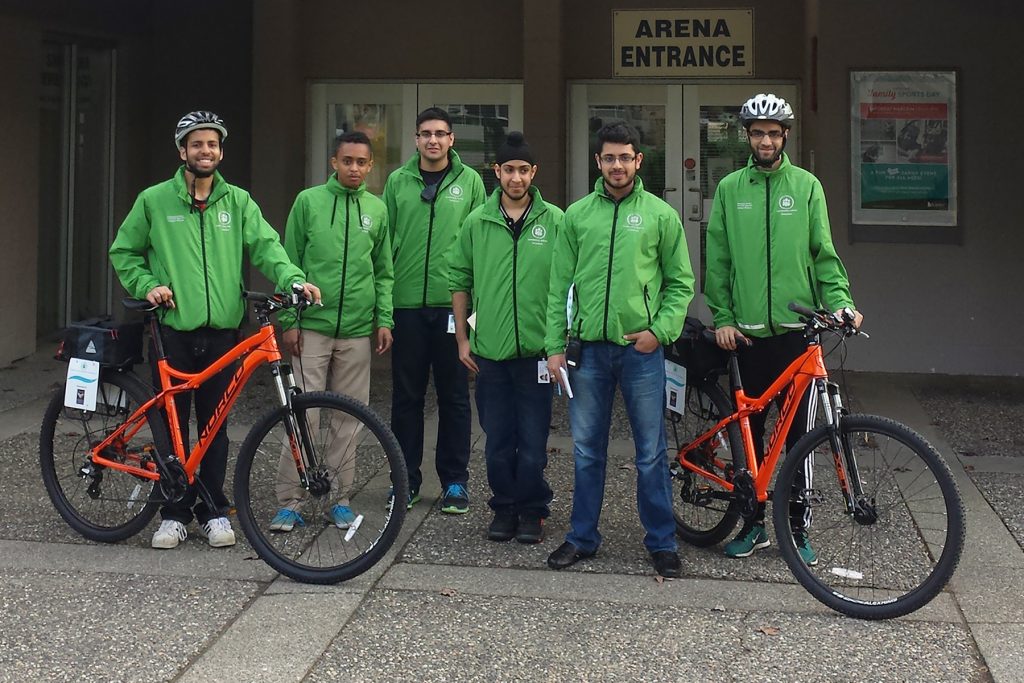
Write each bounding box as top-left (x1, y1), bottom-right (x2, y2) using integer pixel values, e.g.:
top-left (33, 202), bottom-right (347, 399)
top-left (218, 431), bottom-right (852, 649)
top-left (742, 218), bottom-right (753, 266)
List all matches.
top-left (0, 350), bottom-right (1019, 682)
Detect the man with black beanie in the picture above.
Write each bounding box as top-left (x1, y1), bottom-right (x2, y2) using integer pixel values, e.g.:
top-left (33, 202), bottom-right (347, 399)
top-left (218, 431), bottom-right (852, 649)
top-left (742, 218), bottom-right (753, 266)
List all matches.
top-left (449, 131), bottom-right (564, 543)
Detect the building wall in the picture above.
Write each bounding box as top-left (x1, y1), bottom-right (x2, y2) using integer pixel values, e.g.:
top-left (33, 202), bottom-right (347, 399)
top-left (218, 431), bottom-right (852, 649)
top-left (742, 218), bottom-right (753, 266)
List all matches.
top-left (0, 18), bottom-right (41, 365)
top-left (810, 0), bottom-right (1023, 375)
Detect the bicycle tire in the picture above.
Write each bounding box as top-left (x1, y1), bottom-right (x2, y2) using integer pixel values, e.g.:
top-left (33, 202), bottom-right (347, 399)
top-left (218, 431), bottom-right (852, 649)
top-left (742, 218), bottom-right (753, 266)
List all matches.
top-left (773, 414), bottom-right (966, 619)
top-left (40, 370), bottom-right (168, 542)
top-left (234, 391), bottom-right (408, 584)
top-left (666, 379), bottom-right (743, 547)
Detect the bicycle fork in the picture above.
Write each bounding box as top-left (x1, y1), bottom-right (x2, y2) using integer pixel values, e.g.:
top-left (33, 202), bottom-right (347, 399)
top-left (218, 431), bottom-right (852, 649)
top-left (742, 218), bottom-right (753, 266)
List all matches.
top-left (815, 380), bottom-right (877, 524)
top-left (271, 362), bottom-right (328, 496)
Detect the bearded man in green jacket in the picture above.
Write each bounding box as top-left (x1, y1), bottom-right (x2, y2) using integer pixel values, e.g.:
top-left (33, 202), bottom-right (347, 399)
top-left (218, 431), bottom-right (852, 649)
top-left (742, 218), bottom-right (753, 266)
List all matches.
top-left (705, 93), bottom-right (863, 564)
top-left (269, 130), bottom-right (394, 533)
top-left (449, 132), bottom-right (563, 544)
top-left (545, 122), bottom-right (694, 579)
top-left (110, 111), bottom-right (321, 550)
top-left (383, 107), bottom-right (486, 514)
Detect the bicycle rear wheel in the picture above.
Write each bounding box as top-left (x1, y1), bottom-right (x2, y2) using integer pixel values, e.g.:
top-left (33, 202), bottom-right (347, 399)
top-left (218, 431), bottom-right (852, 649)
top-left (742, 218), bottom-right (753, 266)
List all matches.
top-left (666, 379), bottom-right (742, 547)
top-left (39, 370), bottom-right (167, 542)
top-left (234, 391), bottom-right (408, 584)
top-left (773, 414), bottom-right (965, 619)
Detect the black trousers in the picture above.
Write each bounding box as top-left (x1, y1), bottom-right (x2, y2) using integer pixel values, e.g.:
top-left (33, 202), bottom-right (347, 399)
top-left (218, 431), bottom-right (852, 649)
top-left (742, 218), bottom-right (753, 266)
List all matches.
top-left (151, 326), bottom-right (239, 525)
top-left (390, 307), bottom-right (471, 494)
top-left (737, 331), bottom-right (815, 530)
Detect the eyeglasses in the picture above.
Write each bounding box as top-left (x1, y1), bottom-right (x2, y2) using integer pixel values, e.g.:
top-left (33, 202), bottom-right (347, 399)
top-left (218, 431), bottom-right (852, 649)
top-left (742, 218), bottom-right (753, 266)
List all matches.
top-left (747, 129), bottom-right (785, 140)
top-left (599, 154), bottom-right (637, 165)
top-left (416, 130), bottom-right (452, 140)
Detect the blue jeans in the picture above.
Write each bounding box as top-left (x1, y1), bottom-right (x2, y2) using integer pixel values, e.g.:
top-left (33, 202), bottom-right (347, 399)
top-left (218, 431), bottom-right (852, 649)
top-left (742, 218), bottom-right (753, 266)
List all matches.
top-left (566, 342), bottom-right (676, 554)
top-left (475, 357), bottom-right (553, 517)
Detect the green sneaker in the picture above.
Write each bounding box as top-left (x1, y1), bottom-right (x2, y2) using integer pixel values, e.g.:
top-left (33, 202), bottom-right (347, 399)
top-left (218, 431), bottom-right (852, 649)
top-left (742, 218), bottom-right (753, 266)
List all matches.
top-left (793, 530), bottom-right (818, 566)
top-left (387, 487), bottom-right (420, 510)
top-left (724, 523), bottom-right (770, 558)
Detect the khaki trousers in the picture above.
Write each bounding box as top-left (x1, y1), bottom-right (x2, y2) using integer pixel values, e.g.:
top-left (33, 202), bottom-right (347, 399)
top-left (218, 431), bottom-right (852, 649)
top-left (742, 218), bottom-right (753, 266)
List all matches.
top-left (276, 330), bottom-right (371, 509)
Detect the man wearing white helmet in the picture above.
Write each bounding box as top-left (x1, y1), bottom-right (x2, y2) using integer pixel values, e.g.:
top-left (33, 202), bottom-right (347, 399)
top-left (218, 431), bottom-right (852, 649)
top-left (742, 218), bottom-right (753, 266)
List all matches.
top-left (704, 93), bottom-right (863, 564)
top-left (110, 111), bottom-right (321, 550)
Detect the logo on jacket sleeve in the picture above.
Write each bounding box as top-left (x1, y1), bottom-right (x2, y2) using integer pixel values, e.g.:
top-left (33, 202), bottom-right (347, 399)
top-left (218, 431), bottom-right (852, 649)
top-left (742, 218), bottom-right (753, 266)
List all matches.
top-left (217, 211), bottom-right (232, 230)
top-left (777, 195), bottom-right (797, 216)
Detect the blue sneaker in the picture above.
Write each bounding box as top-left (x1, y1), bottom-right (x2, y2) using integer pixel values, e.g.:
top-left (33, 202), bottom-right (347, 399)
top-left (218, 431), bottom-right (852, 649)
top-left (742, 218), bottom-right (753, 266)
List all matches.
top-left (269, 508), bottom-right (305, 533)
top-left (440, 483), bottom-right (469, 514)
top-left (329, 504), bottom-right (357, 529)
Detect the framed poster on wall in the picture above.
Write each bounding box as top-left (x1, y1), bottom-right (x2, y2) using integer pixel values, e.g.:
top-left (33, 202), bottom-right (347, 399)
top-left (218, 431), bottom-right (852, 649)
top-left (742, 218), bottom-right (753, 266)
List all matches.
top-left (850, 70), bottom-right (958, 242)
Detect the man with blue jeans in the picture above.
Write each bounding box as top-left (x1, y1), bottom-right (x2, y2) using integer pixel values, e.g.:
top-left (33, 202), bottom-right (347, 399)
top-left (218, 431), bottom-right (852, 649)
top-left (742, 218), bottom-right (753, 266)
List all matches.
top-left (449, 132), bottom-right (563, 543)
top-left (545, 122), bottom-right (694, 578)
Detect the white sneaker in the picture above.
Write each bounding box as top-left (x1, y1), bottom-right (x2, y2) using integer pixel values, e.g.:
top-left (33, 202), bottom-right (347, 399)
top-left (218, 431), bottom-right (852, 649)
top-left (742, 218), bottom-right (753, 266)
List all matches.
top-left (200, 516), bottom-right (236, 548)
top-left (152, 520), bottom-right (188, 549)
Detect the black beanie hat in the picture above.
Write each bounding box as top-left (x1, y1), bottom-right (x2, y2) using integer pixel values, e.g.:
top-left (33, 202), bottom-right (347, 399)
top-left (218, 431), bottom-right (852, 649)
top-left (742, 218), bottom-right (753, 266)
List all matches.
top-left (495, 131), bottom-right (535, 165)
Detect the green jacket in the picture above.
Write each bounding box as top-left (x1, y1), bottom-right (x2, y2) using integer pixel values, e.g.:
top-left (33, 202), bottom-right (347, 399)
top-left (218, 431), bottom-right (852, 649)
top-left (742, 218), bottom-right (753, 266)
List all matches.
top-left (705, 153), bottom-right (855, 337)
top-left (278, 175), bottom-right (393, 337)
top-left (545, 177), bottom-right (695, 355)
top-left (110, 167), bottom-right (305, 332)
top-left (448, 186), bottom-right (564, 360)
top-left (383, 150), bottom-right (486, 308)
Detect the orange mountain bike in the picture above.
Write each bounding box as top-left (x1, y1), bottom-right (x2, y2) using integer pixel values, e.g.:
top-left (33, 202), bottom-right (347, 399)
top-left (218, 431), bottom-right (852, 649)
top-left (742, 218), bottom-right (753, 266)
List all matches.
top-left (40, 289), bottom-right (407, 584)
top-left (665, 304), bottom-right (965, 619)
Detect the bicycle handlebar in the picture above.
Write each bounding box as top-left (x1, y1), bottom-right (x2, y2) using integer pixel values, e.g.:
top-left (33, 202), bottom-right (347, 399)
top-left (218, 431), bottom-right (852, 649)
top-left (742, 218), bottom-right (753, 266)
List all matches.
top-left (787, 302), bottom-right (868, 339)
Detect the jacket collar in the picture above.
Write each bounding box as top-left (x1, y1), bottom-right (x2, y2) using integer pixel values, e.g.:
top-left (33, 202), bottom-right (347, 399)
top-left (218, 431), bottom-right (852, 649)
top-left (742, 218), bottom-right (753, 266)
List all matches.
top-left (398, 148), bottom-right (466, 181)
top-left (594, 174), bottom-right (645, 200)
top-left (480, 185), bottom-right (548, 225)
top-left (173, 166), bottom-right (228, 205)
top-left (326, 173), bottom-right (366, 198)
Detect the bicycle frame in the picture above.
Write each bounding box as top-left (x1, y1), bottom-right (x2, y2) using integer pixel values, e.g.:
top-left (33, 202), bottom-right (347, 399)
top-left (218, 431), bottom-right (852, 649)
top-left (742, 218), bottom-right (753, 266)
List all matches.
top-left (86, 321), bottom-right (291, 484)
top-left (677, 339), bottom-right (832, 504)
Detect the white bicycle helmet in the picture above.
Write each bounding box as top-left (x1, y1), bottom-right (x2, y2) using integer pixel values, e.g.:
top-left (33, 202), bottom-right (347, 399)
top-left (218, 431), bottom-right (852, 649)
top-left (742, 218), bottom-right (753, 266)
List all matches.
top-left (174, 111), bottom-right (228, 148)
top-left (739, 94), bottom-right (795, 128)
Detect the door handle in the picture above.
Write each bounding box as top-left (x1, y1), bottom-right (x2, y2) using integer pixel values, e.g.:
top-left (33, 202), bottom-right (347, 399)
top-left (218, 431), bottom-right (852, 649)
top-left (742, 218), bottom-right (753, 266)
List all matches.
top-left (687, 187), bottom-right (704, 222)
top-left (661, 187), bottom-right (678, 200)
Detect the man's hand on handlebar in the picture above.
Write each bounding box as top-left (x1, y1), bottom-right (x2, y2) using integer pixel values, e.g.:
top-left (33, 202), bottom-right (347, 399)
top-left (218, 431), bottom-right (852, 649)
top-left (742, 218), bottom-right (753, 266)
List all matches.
top-left (145, 285), bottom-right (175, 309)
top-left (295, 282), bottom-right (322, 306)
top-left (835, 307), bottom-right (864, 330)
top-left (715, 325), bottom-right (750, 351)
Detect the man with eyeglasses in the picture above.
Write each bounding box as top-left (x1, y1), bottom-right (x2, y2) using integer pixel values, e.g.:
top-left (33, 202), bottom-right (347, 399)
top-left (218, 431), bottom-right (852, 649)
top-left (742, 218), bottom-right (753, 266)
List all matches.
top-left (269, 130), bottom-right (394, 533)
top-left (448, 131), bottom-right (564, 544)
top-left (383, 107), bottom-right (486, 514)
top-left (545, 121), bottom-right (694, 579)
top-left (705, 93), bottom-right (863, 565)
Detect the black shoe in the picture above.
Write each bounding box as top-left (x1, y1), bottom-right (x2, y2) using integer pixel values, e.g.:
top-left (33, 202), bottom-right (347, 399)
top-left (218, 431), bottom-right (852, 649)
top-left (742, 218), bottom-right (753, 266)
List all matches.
top-left (487, 511), bottom-right (517, 542)
top-left (650, 550), bottom-right (682, 579)
top-left (547, 541), bottom-right (595, 570)
top-left (516, 514), bottom-right (544, 544)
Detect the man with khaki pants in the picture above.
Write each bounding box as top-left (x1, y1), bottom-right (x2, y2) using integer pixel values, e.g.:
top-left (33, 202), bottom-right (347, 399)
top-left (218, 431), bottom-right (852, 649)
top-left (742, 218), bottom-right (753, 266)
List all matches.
top-left (273, 130), bottom-right (394, 531)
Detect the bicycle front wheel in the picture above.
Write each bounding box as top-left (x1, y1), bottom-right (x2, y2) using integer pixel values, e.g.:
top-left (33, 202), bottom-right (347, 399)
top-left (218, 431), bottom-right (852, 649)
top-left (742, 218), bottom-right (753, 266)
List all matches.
top-left (39, 370), bottom-right (168, 542)
top-left (234, 391), bottom-right (408, 584)
top-left (666, 379), bottom-right (742, 547)
top-left (773, 414), bottom-right (965, 619)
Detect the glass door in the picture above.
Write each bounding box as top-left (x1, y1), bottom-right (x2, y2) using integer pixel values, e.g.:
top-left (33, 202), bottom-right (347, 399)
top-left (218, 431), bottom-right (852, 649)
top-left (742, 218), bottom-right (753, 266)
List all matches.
top-left (309, 82), bottom-right (523, 195)
top-left (38, 40), bottom-right (116, 336)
